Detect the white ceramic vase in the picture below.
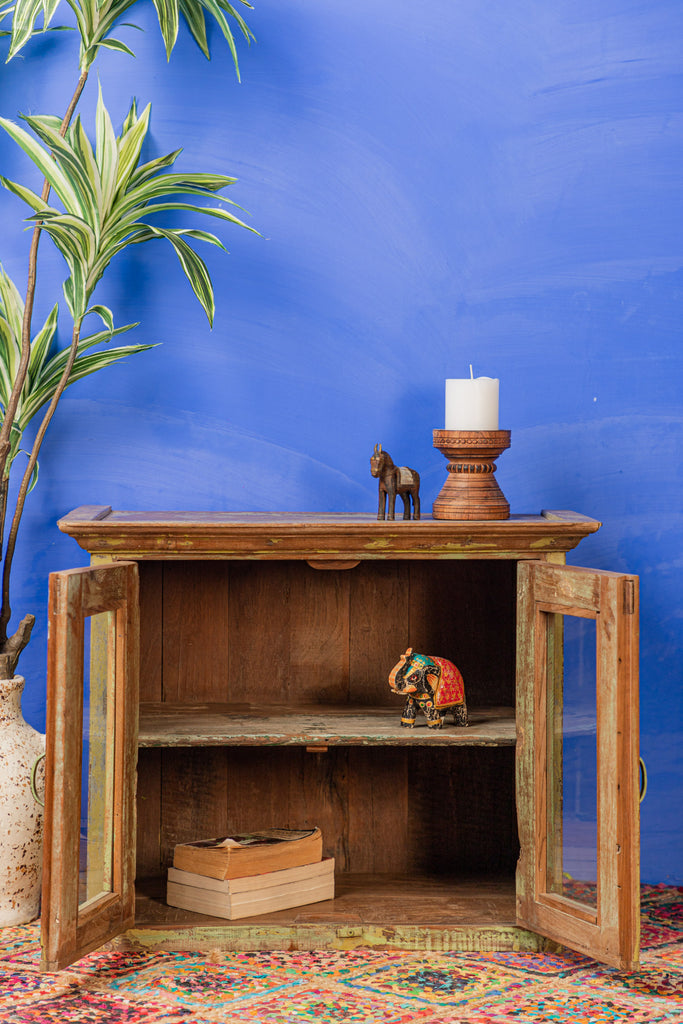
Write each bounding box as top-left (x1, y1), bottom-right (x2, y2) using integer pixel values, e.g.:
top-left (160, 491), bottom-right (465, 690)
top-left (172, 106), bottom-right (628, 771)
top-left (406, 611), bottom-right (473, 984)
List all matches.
top-left (0, 676), bottom-right (45, 926)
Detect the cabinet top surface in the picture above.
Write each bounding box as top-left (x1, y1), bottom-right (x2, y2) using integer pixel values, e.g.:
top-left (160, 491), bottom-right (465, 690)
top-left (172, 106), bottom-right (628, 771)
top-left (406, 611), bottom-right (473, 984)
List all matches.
top-left (58, 507), bottom-right (600, 559)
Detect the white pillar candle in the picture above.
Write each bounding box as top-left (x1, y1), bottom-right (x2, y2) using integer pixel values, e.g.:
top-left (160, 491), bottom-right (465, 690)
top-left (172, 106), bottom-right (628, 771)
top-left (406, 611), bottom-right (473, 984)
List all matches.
top-left (445, 375), bottom-right (499, 430)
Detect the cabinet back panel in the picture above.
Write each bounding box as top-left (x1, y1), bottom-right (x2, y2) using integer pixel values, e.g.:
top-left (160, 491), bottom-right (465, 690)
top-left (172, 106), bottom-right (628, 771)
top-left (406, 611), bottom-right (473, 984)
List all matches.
top-left (136, 746), bottom-right (518, 879)
top-left (138, 560), bottom-right (516, 709)
top-left (161, 562), bottom-right (232, 701)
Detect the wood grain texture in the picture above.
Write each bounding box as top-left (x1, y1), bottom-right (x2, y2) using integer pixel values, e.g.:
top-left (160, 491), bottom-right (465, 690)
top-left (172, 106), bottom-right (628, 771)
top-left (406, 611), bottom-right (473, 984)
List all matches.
top-left (121, 875), bottom-right (553, 953)
top-left (287, 564), bottom-right (350, 704)
top-left (162, 562), bottom-right (231, 702)
top-left (134, 559), bottom-right (517, 716)
top-left (41, 562), bottom-right (139, 972)
top-left (137, 704), bottom-right (516, 747)
top-left (159, 747), bottom-right (229, 871)
top-left (515, 561), bottom-right (640, 971)
top-left (408, 561), bottom-right (516, 707)
top-left (150, 745), bottom-right (516, 881)
top-left (349, 562), bottom-right (409, 705)
top-left (406, 747), bottom-right (518, 877)
top-left (138, 563), bottom-right (162, 702)
top-left (57, 509), bottom-right (601, 560)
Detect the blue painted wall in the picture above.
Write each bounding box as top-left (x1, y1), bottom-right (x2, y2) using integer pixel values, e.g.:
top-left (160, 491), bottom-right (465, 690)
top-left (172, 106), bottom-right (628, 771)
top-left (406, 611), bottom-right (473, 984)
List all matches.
top-left (1, 0), bottom-right (681, 882)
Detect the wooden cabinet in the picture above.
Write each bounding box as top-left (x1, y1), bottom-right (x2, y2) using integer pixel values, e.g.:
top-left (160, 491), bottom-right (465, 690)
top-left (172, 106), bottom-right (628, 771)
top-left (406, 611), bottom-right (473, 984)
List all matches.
top-left (41, 509), bottom-right (640, 971)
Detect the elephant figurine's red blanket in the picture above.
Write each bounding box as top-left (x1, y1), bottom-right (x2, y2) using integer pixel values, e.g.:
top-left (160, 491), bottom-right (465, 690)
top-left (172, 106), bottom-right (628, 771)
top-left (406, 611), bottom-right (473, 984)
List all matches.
top-left (428, 656), bottom-right (465, 708)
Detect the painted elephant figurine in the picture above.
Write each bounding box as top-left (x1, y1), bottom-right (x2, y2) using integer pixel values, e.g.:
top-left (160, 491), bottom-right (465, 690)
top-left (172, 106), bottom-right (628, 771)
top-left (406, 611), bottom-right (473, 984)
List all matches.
top-left (388, 647), bottom-right (468, 729)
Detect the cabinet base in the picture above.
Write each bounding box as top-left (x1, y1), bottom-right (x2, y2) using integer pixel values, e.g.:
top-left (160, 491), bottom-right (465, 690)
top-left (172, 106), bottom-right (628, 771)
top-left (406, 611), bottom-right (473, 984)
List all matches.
top-left (112, 922), bottom-right (556, 954)
top-left (113, 875), bottom-right (560, 954)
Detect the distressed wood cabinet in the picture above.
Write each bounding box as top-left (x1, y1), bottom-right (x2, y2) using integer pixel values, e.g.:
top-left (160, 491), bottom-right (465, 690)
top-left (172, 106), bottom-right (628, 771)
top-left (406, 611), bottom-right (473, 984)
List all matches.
top-left (41, 509), bottom-right (640, 972)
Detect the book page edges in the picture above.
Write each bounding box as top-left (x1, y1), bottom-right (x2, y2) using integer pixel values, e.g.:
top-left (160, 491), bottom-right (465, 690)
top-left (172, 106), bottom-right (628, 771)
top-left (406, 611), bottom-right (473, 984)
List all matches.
top-left (166, 877), bottom-right (335, 920)
top-left (168, 857), bottom-right (334, 894)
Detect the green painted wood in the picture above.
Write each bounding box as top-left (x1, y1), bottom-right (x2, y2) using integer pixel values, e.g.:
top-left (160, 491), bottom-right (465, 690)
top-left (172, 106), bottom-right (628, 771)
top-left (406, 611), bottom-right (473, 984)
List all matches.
top-left (110, 922), bottom-right (558, 954)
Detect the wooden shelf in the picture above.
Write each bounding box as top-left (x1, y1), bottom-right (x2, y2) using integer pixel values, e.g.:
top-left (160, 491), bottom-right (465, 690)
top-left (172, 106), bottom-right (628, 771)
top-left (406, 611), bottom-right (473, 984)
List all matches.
top-left (138, 703), bottom-right (516, 748)
top-left (117, 874), bottom-right (548, 953)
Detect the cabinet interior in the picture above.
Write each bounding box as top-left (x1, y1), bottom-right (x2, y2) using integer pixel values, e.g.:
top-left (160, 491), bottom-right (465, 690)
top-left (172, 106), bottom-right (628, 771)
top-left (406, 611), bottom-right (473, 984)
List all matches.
top-left (133, 557), bottom-right (522, 932)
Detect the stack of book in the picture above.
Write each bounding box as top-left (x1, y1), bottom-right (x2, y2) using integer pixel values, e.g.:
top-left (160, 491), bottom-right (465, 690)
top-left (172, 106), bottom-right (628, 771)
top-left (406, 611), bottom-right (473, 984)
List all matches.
top-left (166, 827), bottom-right (334, 920)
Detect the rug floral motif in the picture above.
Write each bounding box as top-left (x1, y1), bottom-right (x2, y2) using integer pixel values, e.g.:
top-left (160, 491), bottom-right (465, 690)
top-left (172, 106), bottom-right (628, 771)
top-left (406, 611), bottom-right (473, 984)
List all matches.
top-left (1, 887), bottom-right (683, 1023)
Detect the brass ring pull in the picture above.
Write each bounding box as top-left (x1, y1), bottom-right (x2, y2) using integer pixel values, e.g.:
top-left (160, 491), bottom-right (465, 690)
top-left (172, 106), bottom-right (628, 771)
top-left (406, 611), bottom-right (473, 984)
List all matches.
top-left (30, 752), bottom-right (46, 808)
top-left (639, 757), bottom-right (647, 804)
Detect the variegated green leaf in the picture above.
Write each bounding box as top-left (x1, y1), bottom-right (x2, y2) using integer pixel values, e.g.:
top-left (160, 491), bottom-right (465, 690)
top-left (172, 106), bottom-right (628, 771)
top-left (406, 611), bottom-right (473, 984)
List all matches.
top-left (20, 340), bottom-right (156, 424)
top-left (27, 322), bottom-right (138, 392)
top-left (0, 267), bottom-right (24, 406)
top-left (196, 0), bottom-right (240, 77)
top-left (24, 454), bottom-right (38, 493)
top-left (6, 0), bottom-right (44, 59)
top-left (121, 96), bottom-right (138, 135)
top-left (127, 149), bottom-right (182, 189)
top-left (62, 0), bottom-right (89, 44)
top-left (6, 0), bottom-right (254, 70)
top-left (95, 85), bottom-right (119, 217)
top-left (124, 170), bottom-right (239, 199)
top-left (31, 210), bottom-right (97, 269)
top-left (0, 327), bottom-right (16, 409)
top-left (0, 267), bottom-right (24, 346)
top-left (42, 322), bottom-right (138, 367)
top-left (0, 175), bottom-right (55, 215)
top-left (219, 0), bottom-right (254, 34)
top-left (84, 303), bottom-right (114, 337)
top-left (0, 116), bottom-right (79, 211)
top-left (62, 271), bottom-right (87, 320)
top-left (0, 266), bottom-right (152, 452)
top-left (151, 0), bottom-right (178, 59)
top-left (95, 36), bottom-right (136, 57)
top-left (115, 101), bottom-right (151, 193)
top-left (142, 226), bottom-right (216, 323)
top-left (22, 114), bottom-right (98, 221)
top-left (5, 91), bottom-right (256, 345)
top-left (26, 304), bottom-right (59, 386)
top-left (33, 113), bottom-right (62, 134)
top-left (178, 0), bottom-right (208, 58)
top-left (70, 115), bottom-right (102, 227)
top-left (138, 200), bottom-right (256, 233)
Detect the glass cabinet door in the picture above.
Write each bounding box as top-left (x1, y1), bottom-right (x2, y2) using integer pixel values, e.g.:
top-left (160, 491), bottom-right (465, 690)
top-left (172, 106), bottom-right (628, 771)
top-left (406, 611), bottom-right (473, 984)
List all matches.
top-left (41, 562), bottom-right (139, 972)
top-left (516, 561), bottom-right (640, 970)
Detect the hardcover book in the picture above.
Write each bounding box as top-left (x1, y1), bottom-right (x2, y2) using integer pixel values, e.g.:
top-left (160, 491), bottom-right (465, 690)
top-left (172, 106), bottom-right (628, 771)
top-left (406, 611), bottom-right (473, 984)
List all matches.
top-left (166, 857), bottom-right (335, 920)
top-left (172, 827), bottom-right (323, 880)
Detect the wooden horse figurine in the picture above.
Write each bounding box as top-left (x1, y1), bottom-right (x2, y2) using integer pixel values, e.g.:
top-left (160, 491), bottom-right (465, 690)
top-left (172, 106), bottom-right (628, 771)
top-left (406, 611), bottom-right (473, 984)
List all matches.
top-left (370, 444), bottom-right (420, 521)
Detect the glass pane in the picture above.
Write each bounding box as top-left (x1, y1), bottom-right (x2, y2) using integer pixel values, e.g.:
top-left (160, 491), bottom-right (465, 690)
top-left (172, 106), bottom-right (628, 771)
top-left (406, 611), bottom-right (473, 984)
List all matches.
top-left (545, 612), bottom-right (598, 910)
top-left (79, 610), bottom-right (117, 912)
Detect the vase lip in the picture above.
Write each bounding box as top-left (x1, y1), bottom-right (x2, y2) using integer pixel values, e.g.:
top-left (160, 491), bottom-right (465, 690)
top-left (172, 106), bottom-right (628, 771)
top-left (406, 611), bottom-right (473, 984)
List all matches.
top-left (0, 675), bottom-right (26, 692)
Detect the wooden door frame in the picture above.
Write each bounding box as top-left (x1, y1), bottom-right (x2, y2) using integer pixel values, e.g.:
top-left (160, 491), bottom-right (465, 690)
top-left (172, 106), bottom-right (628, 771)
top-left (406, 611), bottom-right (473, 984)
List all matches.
top-left (516, 561), bottom-right (640, 970)
top-left (41, 562), bottom-right (139, 972)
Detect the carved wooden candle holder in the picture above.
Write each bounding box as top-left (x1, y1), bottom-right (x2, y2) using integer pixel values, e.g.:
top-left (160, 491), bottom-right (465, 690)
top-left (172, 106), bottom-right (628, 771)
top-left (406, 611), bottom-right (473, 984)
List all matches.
top-left (432, 429), bottom-right (511, 521)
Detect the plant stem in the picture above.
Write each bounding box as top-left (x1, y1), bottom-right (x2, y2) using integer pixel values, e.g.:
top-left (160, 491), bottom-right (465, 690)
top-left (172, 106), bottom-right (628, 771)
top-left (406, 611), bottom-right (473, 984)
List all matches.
top-left (0, 69), bottom-right (89, 646)
top-left (0, 475), bottom-right (7, 574)
top-left (0, 70), bottom-right (89, 489)
top-left (0, 319), bottom-right (83, 643)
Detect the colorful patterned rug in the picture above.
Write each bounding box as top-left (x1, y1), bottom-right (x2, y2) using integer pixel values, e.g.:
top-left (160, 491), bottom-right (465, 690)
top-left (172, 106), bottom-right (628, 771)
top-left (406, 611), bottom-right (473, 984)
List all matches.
top-left (1, 886), bottom-right (683, 1023)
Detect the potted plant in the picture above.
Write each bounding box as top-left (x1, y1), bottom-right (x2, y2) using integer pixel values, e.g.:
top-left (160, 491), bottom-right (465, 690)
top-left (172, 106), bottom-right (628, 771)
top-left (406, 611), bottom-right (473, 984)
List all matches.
top-left (0, 0), bottom-right (257, 925)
